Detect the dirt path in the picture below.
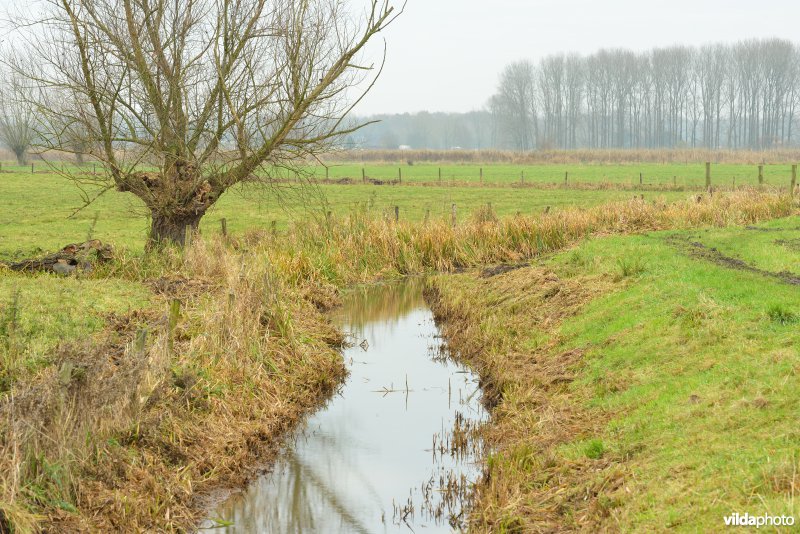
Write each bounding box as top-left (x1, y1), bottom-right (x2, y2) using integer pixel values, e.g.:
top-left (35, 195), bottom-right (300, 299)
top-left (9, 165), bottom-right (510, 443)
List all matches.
top-left (668, 236), bottom-right (800, 285)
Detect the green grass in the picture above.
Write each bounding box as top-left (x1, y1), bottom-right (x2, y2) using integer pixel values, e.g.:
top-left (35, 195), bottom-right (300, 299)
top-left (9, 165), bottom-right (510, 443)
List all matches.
top-left (552, 225), bottom-right (800, 529)
top-left (0, 160), bottom-right (796, 531)
top-left (0, 271), bottom-right (152, 391)
top-left (430, 215), bottom-right (800, 531)
top-left (308, 162), bottom-right (799, 187)
top-left (0, 171), bottom-right (691, 257)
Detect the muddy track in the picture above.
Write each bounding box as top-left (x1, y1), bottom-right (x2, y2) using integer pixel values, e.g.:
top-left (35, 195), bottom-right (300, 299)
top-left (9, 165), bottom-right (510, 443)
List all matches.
top-left (775, 238), bottom-right (800, 251)
top-left (667, 236), bottom-right (800, 285)
top-left (744, 225), bottom-right (800, 232)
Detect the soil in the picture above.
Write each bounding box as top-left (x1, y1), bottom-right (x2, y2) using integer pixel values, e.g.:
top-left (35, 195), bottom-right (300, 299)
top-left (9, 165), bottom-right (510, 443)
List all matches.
top-left (668, 236), bottom-right (800, 285)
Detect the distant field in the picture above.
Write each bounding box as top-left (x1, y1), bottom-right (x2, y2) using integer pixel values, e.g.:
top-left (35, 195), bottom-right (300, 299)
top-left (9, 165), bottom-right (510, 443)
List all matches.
top-left (2, 159), bottom-right (795, 257)
top-left (308, 162), bottom-right (799, 187)
top-left (0, 171), bottom-right (694, 256)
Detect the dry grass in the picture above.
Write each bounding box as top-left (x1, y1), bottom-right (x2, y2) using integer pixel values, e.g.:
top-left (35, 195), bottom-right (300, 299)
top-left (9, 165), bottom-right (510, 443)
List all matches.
top-left (426, 266), bottom-right (615, 532)
top-left (328, 148), bottom-right (800, 166)
top-left (264, 189), bottom-right (793, 284)
top-left (0, 241), bottom-right (346, 532)
top-left (0, 188), bottom-right (795, 532)
top-left (425, 267), bottom-right (617, 533)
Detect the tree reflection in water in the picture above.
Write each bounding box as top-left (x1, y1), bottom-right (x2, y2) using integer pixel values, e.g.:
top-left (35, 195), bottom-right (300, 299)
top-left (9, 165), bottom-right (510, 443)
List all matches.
top-left (207, 279), bottom-right (486, 533)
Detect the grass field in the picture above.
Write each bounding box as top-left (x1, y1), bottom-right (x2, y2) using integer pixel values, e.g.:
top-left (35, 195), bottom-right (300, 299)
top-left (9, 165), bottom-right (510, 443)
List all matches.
top-left (428, 216), bottom-right (800, 532)
top-left (0, 170), bottom-right (696, 257)
top-left (310, 162), bottom-right (800, 187)
top-left (0, 160), bottom-right (797, 532)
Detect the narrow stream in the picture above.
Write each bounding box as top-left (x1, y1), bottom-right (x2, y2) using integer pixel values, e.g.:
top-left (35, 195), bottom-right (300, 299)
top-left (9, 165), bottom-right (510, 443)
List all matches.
top-left (204, 279), bottom-right (486, 533)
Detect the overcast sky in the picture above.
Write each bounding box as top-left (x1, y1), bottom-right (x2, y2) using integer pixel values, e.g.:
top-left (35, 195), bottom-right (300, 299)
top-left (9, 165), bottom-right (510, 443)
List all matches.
top-left (355, 0), bottom-right (800, 115)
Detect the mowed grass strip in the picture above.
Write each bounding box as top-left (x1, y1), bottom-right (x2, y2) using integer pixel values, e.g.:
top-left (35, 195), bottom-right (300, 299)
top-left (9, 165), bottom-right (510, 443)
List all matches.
top-left (427, 218), bottom-right (800, 532)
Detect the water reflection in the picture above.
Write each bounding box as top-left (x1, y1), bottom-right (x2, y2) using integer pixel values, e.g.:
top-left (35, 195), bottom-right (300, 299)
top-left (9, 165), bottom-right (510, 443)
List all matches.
top-left (205, 279), bottom-right (486, 533)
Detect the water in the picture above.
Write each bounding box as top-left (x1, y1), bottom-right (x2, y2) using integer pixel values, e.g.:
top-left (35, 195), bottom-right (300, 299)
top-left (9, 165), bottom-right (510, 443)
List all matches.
top-left (204, 279), bottom-right (486, 533)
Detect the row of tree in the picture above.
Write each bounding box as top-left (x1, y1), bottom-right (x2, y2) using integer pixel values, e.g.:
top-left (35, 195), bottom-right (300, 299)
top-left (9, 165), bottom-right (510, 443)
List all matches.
top-left (490, 39), bottom-right (800, 150)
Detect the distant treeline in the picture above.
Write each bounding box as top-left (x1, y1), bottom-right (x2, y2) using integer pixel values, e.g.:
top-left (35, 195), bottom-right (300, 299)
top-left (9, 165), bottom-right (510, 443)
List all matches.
top-left (353, 39), bottom-right (800, 152)
top-left (347, 111), bottom-right (494, 151)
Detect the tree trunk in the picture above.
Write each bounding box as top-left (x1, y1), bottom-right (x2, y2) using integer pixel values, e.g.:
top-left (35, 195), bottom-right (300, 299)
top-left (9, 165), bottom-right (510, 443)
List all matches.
top-left (14, 149), bottom-right (26, 166)
top-left (149, 211), bottom-right (204, 248)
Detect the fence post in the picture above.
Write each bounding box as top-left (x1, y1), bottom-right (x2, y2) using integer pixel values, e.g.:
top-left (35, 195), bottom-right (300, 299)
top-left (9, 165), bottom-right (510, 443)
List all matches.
top-left (438, 167), bottom-right (442, 183)
top-left (220, 218), bottom-right (227, 237)
top-left (394, 205), bottom-right (399, 222)
top-left (480, 167), bottom-right (483, 184)
top-left (705, 162), bottom-right (711, 189)
top-left (184, 225), bottom-right (193, 248)
top-left (758, 165), bottom-right (764, 185)
top-left (398, 168), bottom-right (402, 183)
top-left (424, 208), bottom-right (430, 223)
top-left (450, 203), bottom-right (456, 227)
top-left (639, 172), bottom-right (643, 185)
top-left (31, 162), bottom-right (34, 174)
top-left (673, 176), bottom-right (677, 186)
top-left (168, 298), bottom-right (181, 355)
top-left (362, 167), bottom-right (366, 183)
top-left (325, 166), bottom-right (329, 180)
top-left (271, 220), bottom-right (277, 237)
top-left (134, 327), bottom-right (148, 357)
top-left (791, 165), bottom-right (797, 197)
top-left (521, 170), bottom-right (524, 184)
top-left (565, 171), bottom-right (568, 185)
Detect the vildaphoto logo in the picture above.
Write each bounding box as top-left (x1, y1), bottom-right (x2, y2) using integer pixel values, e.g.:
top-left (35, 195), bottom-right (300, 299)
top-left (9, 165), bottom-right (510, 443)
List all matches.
top-left (723, 512), bottom-right (795, 528)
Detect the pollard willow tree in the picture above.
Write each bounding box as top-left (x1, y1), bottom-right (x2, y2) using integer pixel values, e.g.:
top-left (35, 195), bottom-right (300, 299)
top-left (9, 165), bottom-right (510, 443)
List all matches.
top-left (7, 0), bottom-right (400, 245)
top-left (0, 77), bottom-right (34, 165)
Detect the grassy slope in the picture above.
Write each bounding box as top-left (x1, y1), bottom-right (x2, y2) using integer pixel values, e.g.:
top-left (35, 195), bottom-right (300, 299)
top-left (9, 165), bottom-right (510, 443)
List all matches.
top-left (0, 272), bottom-right (151, 392)
top-left (428, 218), bottom-right (800, 532)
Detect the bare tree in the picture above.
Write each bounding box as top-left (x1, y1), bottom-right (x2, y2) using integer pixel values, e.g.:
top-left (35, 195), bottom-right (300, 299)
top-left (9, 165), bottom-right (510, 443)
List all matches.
top-left (491, 61), bottom-right (538, 150)
top-left (7, 0), bottom-right (400, 245)
top-left (0, 78), bottom-right (34, 165)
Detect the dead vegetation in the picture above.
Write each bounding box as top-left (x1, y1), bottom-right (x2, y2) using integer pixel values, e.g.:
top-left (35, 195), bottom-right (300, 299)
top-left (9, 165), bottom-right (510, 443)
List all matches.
top-left (4, 241), bottom-right (112, 275)
top-left (0, 240), bottom-right (346, 532)
top-left (425, 266), bottom-right (620, 532)
top-left (0, 189), bottom-right (796, 531)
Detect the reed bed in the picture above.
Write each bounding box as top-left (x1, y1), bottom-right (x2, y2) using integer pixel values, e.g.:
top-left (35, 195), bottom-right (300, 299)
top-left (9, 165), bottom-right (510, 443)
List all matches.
top-left (264, 188), bottom-right (794, 287)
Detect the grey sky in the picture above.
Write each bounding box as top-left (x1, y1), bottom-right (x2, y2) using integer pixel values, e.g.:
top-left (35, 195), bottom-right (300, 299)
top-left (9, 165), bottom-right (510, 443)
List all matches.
top-left (355, 0), bottom-right (800, 115)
